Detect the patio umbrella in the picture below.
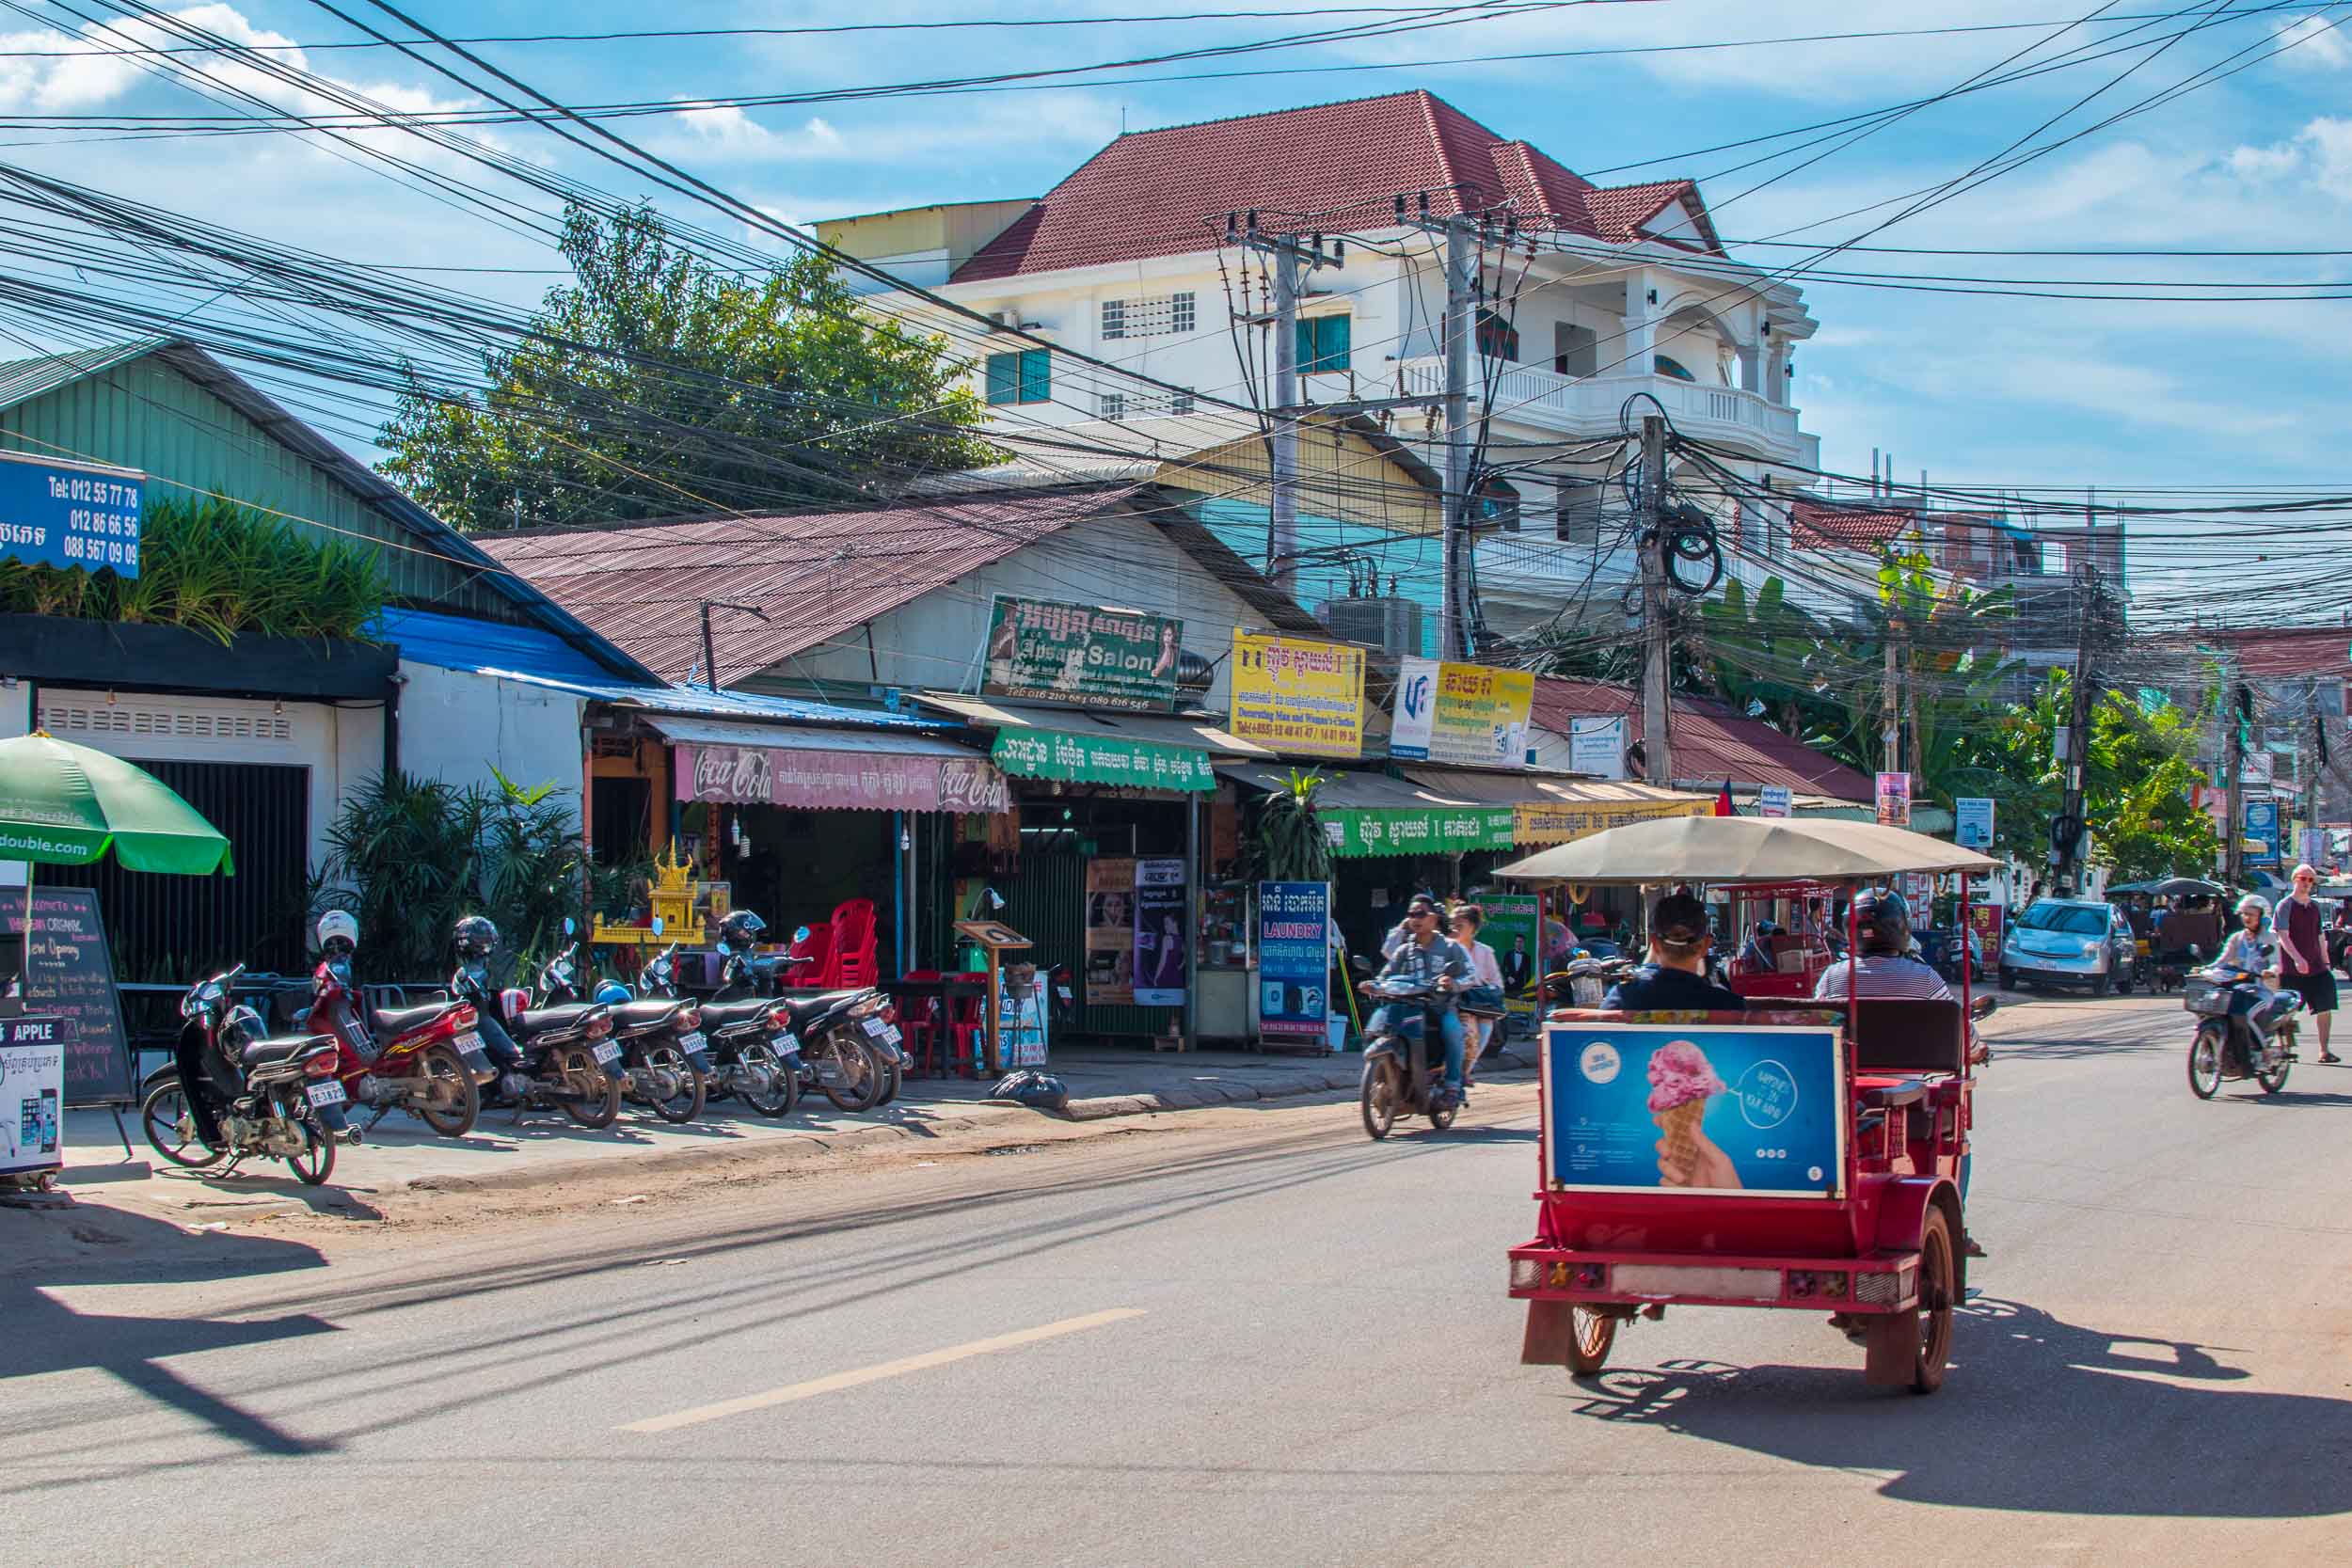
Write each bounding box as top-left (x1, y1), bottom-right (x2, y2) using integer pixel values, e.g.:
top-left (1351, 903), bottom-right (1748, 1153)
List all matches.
top-left (0, 733), bottom-right (231, 970)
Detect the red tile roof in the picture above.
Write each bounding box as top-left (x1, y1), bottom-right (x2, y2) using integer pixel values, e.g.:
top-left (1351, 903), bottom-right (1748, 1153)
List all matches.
top-left (952, 90), bottom-right (1722, 283)
top-left (1529, 676), bottom-right (1875, 802)
top-left (1788, 499), bottom-right (1919, 552)
top-left (2207, 628), bottom-right (2351, 680)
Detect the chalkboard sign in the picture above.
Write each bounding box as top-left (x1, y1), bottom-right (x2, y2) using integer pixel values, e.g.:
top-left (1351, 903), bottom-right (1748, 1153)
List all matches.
top-left (3, 886), bottom-right (135, 1106)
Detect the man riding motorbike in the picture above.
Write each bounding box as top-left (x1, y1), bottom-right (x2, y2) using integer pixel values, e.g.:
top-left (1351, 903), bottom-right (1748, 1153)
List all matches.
top-left (1358, 894), bottom-right (1470, 1106)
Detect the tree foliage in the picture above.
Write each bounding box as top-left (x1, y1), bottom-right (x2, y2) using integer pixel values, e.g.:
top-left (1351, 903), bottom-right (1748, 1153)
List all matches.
top-left (1246, 769), bottom-right (1335, 884)
top-left (378, 203), bottom-right (996, 531)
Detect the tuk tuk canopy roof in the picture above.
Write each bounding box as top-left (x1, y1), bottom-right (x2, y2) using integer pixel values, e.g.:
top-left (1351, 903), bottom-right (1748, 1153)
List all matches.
top-left (1495, 815), bottom-right (1997, 887)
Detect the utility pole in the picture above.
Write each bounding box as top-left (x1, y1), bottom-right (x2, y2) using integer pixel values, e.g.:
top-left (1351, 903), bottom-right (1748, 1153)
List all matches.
top-left (2225, 668), bottom-right (2247, 889)
top-left (1438, 217), bottom-right (1476, 659)
top-left (1638, 413), bottom-right (1673, 787)
top-left (2054, 564), bottom-right (2101, 893)
top-left (1882, 638), bottom-right (1900, 779)
top-left (1236, 214), bottom-right (1343, 603)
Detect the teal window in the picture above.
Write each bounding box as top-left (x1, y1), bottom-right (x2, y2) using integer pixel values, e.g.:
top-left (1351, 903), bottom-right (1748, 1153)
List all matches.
top-left (1295, 314), bottom-right (1351, 372)
top-left (1475, 308), bottom-right (1519, 361)
top-left (986, 349), bottom-right (1051, 404)
top-left (1654, 355), bottom-right (1695, 383)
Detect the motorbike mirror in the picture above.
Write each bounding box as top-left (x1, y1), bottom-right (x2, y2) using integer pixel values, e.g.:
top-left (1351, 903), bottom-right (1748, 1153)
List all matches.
top-left (564, 916), bottom-right (577, 937)
top-left (652, 915), bottom-right (664, 936)
top-left (1348, 954), bottom-right (1375, 976)
top-left (1971, 995), bottom-right (1997, 1020)
top-left (795, 926), bottom-right (812, 943)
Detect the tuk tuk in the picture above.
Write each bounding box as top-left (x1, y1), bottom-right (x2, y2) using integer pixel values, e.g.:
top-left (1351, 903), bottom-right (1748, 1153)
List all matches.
top-left (1717, 879), bottom-right (1836, 998)
top-left (1497, 816), bottom-right (1996, 1396)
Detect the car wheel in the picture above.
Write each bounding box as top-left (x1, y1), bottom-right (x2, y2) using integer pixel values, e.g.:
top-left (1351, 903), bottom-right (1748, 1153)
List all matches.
top-left (1997, 966), bottom-right (2015, 990)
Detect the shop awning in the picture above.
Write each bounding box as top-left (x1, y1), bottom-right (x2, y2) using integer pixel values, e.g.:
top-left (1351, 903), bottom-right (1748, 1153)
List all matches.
top-left (914, 692), bottom-right (1251, 793)
top-left (1216, 763), bottom-right (1518, 856)
top-left (1398, 768), bottom-right (1713, 846)
top-left (649, 717), bottom-right (1010, 814)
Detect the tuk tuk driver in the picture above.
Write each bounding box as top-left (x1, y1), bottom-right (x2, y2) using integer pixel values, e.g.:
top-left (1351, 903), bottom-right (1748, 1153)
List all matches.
top-left (1602, 892), bottom-right (1745, 1011)
top-left (1359, 894), bottom-right (1471, 1104)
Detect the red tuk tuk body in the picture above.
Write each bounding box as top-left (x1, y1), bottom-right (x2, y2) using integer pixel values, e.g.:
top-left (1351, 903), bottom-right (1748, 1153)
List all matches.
top-left (1720, 880), bottom-right (1836, 1000)
top-left (1496, 817), bottom-right (1993, 1395)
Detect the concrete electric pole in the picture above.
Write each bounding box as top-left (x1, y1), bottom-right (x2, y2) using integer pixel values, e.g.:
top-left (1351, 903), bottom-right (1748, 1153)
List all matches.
top-left (1438, 217), bottom-right (1476, 660)
top-left (2053, 564), bottom-right (2100, 893)
top-left (1237, 216), bottom-right (1343, 601)
top-left (1639, 413), bottom-right (1673, 787)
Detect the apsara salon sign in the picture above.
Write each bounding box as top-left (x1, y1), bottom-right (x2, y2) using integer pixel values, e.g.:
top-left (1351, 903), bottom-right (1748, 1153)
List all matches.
top-left (983, 594), bottom-right (1182, 712)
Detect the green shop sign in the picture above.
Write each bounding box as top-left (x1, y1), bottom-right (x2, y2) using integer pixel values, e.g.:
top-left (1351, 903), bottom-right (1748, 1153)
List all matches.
top-left (1323, 807), bottom-right (1518, 858)
top-left (991, 729), bottom-right (1215, 792)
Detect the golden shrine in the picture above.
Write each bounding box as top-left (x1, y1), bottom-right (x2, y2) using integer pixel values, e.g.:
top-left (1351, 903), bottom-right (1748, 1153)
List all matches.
top-left (589, 843), bottom-right (729, 947)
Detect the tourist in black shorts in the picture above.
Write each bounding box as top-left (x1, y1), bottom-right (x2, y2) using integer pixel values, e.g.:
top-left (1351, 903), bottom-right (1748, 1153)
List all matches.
top-left (2278, 864), bottom-right (2341, 1063)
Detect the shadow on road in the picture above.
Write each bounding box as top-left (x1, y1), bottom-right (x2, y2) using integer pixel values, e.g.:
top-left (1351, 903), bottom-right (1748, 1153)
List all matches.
top-left (0, 1201), bottom-right (340, 1462)
top-left (1557, 1296), bottom-right (2352, 1518)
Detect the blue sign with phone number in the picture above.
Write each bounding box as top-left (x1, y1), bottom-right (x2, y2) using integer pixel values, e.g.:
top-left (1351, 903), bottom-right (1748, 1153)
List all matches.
top-left (0, 451), bottom-right (143, 578)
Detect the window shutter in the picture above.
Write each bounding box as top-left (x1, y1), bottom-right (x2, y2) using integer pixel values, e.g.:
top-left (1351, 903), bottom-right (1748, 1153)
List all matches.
top-left (1018, 349), bottom-right (1051, 404)
top-left (985, 353), bottom-right (1018, 404)
top-left (1323, 314), bottom-right (1350, 369)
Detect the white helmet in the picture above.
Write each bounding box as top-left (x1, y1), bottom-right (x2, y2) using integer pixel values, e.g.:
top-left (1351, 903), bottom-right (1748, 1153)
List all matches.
top-left (315, 909), bottom-right (359, 952)
top-left (2235, 894), bottom-right (2269, 920)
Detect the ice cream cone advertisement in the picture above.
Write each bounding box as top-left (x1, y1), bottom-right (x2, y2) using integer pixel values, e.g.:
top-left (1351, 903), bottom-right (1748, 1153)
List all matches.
top-left (1542, 1022), bottom-right (1845, 1197)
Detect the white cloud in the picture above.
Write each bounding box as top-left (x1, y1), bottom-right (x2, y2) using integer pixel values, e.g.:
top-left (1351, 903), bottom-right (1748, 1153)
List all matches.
top-left (2272, 14), bottom-right (2352, 70)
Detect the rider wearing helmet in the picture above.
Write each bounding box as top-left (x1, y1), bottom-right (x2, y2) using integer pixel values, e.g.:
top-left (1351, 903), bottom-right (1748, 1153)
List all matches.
top-left (450, 914), bottom-right (528, 1100)
top-left (2215, 893), bottom-right (2280, 979)
top-left (1814, 889), bottom-right (1951, 1002)
top-left (718, 910), bottom-right (767, 951)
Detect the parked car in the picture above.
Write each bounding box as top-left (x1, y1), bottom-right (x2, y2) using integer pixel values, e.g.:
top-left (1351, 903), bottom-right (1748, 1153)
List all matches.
top-left (1999, 897), bottom-right (2137, 994)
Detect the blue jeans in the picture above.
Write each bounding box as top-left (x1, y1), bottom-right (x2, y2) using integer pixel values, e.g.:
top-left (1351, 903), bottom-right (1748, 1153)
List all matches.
top-left (1368, 1005), bottom-right (1467, 1090)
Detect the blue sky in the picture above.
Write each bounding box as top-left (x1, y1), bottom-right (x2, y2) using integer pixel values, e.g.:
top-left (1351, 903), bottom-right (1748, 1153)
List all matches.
top-left (6, 0), bottom-right (2349, 570)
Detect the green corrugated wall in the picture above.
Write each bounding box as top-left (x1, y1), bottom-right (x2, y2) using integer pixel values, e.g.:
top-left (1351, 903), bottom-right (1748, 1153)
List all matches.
top-left (0, 356), bottom-right (516, 619)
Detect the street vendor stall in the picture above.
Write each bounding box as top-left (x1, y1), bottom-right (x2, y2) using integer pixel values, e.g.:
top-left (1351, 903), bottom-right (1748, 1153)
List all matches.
top-left (1498, 815), bottom-right (1996, 1394)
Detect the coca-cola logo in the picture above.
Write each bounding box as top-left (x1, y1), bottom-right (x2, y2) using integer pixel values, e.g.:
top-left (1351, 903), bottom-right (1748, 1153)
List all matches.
top-left (941, 760), bottom-right (1009, 815)
top-left (692, 746), bottom-right (772, 803)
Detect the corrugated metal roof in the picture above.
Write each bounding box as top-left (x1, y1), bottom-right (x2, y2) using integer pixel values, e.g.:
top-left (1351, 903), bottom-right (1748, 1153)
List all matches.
top-left (916, 691), bottom-right (1274, 757)
top-left (1216, 763), bottom-right (1454, 808)
top-left (1528, 676), bottom-right (1874, 802)
top-left (1399, 767), bottom-right (1708, 810)
top-left (376, 607), bottom-right (618, 685)
top-left (478, 486), bottom-right (1134, 686)
top-left (642, 717), bottom-right (978, 755)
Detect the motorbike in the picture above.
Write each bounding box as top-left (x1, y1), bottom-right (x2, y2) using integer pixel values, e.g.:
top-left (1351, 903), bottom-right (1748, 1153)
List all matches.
top-left (450, 956), bottom-right (624, 1128)
top-left (141, 964), bottom-right (342, 1185)
top-left (540, 940), bottom-right (707, 1123)
top-left (711, 938), bottom-right (895, 1113)
top-left (1357, 973), bottom-right (1462, 1138)
top-left (304, 951), bottom-right (494, 1138)
top-left (638, 939), bottom-right (800, 1117)
top-left (2184, 967), bottom-right (2298, 1099)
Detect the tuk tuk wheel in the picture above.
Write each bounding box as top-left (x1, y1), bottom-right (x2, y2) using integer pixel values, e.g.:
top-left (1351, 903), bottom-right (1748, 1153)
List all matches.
top-left (1565, 1307), bottom-right (1616, 1375)
top-left (1869, 1207), bottom-right (1956, 1395)
top-left (1359, 1057), bottom-right (1398, 1141)
top-left (2187, 1024), bottom-right (2224, 1100)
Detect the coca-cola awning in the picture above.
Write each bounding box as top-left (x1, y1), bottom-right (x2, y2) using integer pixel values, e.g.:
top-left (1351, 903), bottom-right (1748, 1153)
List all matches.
top-left (653, 719), bottom-right (1010, 815)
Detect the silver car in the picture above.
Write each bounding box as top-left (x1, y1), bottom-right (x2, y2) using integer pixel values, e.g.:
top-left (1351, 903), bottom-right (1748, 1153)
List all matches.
top-left (1999, 898), bottom-right (2138, 994)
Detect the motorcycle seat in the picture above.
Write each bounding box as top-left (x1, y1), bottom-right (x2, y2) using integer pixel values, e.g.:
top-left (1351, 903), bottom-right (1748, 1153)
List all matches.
top-left (608, 999), bottom-right (689, 1031)
top-left (516, 1003), bottom-right (602, 1035)
top-left (1858, 1079), bottom-right (1928, 1112)
top-left (777, 990), bottom-right (868, 1028)
top-left (700, 997), bottom-right (775, 1030)
top-left (371, 1001), bottom-right (453, 1037)
top-left (240, 1034), bottom-right (333, 1070)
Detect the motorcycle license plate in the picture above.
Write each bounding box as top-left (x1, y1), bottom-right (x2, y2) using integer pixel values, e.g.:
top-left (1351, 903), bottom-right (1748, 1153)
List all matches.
top-left (861, 1017), bottom-right (888, 1037)
top-left (307, 1080), bottom-right (347, 1108)
top-left (774, 1031), bottom-right (800, 1053)
top-left (881, 1024), bottom-right (902, 1046)
top-left (677, 1032), bottom-right (707, 1053)
top-left (454, 1030), bottom-right (485, 1053)
top-left (592, 1040), bottom-right (621, 1065)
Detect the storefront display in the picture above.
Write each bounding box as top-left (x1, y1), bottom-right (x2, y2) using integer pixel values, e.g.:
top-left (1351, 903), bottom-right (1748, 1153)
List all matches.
top-left (983, 594), bottom-right (1182, 711)
top-left (1134, 858), bottom-right (1187, 1007)
top-left (1086, 857), bottom-right (1139, 1006)
top-left (1480, 893), bottom-right (1542, 1035)
top-left (992, 729), bottom-right (1215, 791)
top-left (1195, 882), bottom-right (1252, 1042)
top-left (0, 1015), bottom-right (64, 1176)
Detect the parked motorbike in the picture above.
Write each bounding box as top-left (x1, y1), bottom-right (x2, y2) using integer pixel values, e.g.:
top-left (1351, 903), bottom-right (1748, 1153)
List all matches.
top-left (2184, 966), bottom-right (2298, 1098)
top-left (141, 964), bottom-right (342, 1184)
top-left (712, 913), bottom-right (893, 1112)
top-left (301, 911), bottom-right (492, 1137)
top-left (1357, 973), bottom-right (1460, 1138)
top-left (447, 917), bottom-right (624, 1128)
top-left (539, 936), bottom-right (707, 1123)
top-left (638, 934), bottom-right (799, 1117)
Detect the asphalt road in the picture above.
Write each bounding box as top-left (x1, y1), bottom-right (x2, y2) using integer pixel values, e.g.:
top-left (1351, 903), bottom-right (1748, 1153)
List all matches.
top-left (7, 992), bottom-right (2350, 1567)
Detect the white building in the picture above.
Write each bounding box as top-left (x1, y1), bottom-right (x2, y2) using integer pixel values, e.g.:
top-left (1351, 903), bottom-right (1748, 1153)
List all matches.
top-left (818, 90), bottom-right (1828, 643)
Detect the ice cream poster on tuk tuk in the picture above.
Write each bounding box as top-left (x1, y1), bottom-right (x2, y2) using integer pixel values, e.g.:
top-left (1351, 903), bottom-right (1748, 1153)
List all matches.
top-left (1544, 1022), bottom-right (1846, 1198)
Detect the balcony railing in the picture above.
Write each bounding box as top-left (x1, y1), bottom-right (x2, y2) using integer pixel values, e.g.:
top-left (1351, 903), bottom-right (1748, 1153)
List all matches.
top-left (1391, 357), bottom-right (1807, 455)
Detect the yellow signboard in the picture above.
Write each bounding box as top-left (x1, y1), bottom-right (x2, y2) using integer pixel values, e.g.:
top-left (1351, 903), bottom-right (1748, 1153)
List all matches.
top-left (1229, 630), bottom-right (1366, 759)
top-left (1514, 797), bottom-right (1711, 845)
top-left (1391, 657), bottom-right (1535, 768)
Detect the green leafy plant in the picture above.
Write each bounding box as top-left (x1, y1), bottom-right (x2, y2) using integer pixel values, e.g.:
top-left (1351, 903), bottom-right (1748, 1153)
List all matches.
top-left (0, 495), bottom-right (388, 642)
top-left (1246, 768), bottom-right (1335, 883)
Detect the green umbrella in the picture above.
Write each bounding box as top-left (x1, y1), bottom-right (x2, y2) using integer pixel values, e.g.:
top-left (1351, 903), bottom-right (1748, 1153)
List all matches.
top-left (0, 733), bottom-right (232, 876)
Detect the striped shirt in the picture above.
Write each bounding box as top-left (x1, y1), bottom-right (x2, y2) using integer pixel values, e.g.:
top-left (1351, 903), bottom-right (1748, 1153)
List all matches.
top-left (1814, 953), bottom-right (1953, 1002)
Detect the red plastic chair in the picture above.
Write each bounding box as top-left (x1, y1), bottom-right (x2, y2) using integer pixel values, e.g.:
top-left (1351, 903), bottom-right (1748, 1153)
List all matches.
top-left (831, 898), bottom-right (879, 989)
top-left (784, 924), bottom-right (833, 988)
top-left (897, 969), bottom-right (945, 1076)
top-left (944, 970), bottom-right (989, 1078)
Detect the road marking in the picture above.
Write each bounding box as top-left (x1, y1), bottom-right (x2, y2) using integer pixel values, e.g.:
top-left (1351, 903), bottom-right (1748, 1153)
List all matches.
top-left (617, 1308), bottom-right (1147, 1433)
